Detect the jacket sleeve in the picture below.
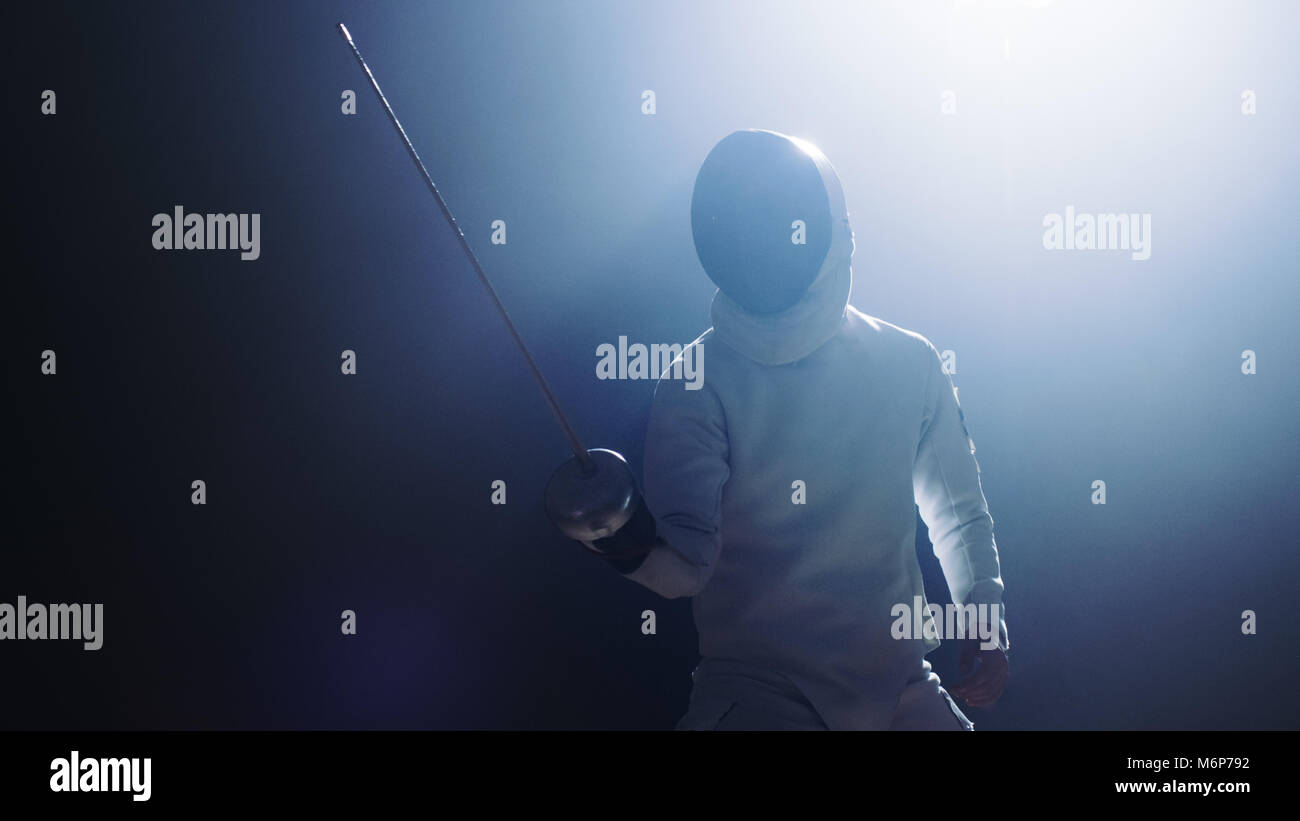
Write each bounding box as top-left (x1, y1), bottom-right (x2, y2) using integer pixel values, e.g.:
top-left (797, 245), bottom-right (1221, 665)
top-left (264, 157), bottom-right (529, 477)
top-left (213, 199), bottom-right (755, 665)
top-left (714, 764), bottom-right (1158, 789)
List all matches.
top-left (913, 341), bottom-right (1009, 650)
top-left (619, 369), bottom-right (730, 599)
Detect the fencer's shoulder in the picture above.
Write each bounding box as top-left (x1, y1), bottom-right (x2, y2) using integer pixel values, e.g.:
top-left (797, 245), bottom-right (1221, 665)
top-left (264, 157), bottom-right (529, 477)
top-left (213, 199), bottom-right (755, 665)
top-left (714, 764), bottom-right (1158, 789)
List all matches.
top-left (674, 327), bottom-right (716, 361)
top-left (678, 326), bottom-right (732, 364)
top-left (647, 328), bottom-right (717, 409)
top-left (843, 306), bottom-right (937, 354)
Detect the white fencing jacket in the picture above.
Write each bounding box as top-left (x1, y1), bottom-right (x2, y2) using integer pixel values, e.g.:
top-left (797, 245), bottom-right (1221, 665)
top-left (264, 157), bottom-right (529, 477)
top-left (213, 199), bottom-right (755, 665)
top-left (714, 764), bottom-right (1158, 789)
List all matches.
top-left (624, 175), bottom-right (1006, 729)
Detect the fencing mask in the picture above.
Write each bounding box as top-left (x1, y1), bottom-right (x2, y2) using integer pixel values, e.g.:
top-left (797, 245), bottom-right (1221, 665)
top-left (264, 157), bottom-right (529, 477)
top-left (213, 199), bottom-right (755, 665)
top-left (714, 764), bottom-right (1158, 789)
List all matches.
top-left (691, 129), bottom-right (850, 316)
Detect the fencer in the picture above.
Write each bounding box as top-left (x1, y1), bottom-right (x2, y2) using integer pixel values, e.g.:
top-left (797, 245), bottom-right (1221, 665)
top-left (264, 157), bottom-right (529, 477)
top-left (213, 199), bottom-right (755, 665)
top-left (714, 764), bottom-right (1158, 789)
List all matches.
top-left (557, 129), bottom-right (1010, 731)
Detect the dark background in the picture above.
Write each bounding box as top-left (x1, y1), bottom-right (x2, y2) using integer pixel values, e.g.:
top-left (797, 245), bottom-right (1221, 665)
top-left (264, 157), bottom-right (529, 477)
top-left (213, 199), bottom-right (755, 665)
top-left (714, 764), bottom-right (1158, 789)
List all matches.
top-left (6, 0), bottom-right (1298, 729)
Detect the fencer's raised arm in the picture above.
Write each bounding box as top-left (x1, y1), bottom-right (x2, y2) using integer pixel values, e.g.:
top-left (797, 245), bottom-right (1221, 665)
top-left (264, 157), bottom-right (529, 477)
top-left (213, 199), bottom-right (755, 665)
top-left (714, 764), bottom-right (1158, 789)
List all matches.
top-left (912, 341), bottom-right (1008, 648)
top-left (614, 358), bottom-right (730, 599)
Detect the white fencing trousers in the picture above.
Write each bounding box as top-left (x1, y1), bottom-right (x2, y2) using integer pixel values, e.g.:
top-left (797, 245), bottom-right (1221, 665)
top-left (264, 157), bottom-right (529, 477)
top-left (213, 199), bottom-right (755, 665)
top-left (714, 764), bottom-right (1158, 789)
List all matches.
top-left (676, 658), bottom-right (973, 731)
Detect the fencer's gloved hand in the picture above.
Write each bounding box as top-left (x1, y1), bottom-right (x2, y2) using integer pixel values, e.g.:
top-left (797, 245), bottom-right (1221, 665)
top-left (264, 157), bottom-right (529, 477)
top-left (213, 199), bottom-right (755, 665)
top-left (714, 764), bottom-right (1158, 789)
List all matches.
top-left (589, 495), bottom-right (658, 573)
top-left (949, 612), bottom-right (1010, 708)
top-left (544, 448), bottom-right (657, 574)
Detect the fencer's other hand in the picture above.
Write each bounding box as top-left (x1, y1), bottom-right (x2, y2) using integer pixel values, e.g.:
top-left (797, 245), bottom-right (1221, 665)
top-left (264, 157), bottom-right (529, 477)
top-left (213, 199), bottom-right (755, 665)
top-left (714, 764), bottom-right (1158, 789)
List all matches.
top-left (948, 641), bottom-right (1009, 708)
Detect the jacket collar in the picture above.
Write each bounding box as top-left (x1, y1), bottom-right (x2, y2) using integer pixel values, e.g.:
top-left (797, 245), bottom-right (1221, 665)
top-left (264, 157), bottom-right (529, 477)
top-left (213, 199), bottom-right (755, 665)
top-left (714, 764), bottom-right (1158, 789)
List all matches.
top-left (710, 262), bottom-right (851, 366)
